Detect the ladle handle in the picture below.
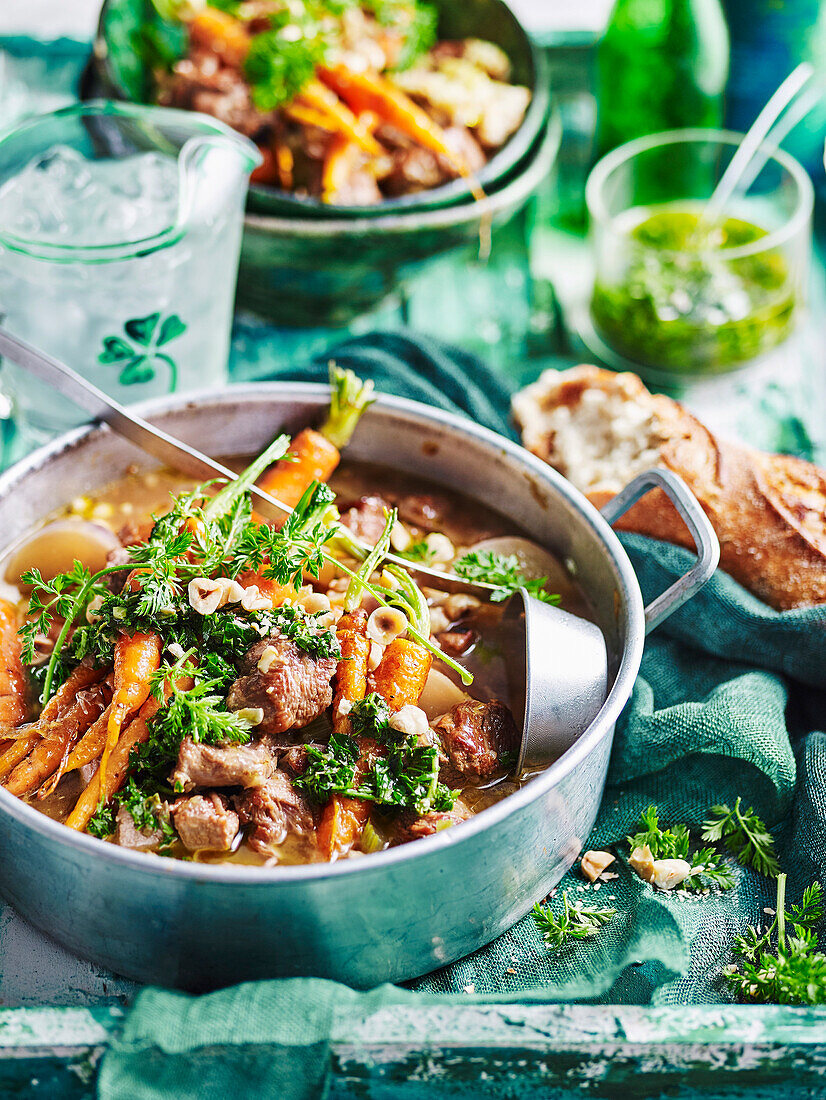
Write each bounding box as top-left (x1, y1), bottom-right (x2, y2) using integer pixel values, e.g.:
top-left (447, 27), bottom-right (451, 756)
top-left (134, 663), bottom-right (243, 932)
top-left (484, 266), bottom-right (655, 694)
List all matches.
top-left (600, 468), bottom-right (720, 633)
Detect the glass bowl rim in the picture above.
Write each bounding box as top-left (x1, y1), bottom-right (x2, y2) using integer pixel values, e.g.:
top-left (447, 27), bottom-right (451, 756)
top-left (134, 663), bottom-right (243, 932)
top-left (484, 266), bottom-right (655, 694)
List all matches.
top-left (585, 127), bottom-right (814, 262)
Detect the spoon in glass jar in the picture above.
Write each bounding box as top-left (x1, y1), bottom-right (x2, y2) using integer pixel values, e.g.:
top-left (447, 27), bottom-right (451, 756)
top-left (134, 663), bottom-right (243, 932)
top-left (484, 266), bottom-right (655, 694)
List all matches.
top-left (696, 62), bottom-right (818, 236)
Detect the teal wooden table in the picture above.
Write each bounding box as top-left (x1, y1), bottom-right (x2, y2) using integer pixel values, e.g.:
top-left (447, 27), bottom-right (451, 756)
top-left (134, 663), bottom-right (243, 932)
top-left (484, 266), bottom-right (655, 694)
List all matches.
top-left (2, 1003), bottom-right (826, 1098)
top-left (0, 32), bottom-right (825, 1100)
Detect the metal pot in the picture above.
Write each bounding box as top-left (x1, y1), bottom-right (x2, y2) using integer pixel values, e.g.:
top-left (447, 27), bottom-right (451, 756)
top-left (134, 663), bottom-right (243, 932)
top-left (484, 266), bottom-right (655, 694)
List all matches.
top-left (0, 387), bottom-right (717, 990)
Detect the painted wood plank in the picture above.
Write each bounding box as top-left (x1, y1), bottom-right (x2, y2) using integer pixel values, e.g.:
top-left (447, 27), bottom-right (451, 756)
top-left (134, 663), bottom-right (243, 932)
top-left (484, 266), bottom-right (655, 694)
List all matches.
top-left (330, 1004), bottom-right (826, 1098)
top-left (0, 1004), bottom-right (824, 1097)
top-left (0, 1006), bottom-right (122, 1098)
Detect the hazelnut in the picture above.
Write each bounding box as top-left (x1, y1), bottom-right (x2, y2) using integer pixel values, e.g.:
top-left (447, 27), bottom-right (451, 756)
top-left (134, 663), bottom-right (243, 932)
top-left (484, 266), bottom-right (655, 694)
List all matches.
top-left (388, 705), bottom-right (430, 739)
top-left (580, 850), bottom-right (615, 883)
top-left (650, 859), bottom-right (692, 891)
top-left (424, 532), bottom-right (454, 563)
top-left (367, 606), bottom-right (408, 646)
top-left (629, 844), bottom-right (656, 883)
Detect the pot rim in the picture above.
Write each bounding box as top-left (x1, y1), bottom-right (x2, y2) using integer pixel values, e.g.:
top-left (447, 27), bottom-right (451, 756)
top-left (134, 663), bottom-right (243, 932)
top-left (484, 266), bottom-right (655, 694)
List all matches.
top-left (0, 384), bottom-right (644, 883)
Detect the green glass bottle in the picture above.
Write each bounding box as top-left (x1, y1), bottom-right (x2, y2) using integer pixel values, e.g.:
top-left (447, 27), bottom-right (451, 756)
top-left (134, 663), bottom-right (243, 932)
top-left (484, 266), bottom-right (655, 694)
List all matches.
top-left (596, 0), bottom-right (730, 157)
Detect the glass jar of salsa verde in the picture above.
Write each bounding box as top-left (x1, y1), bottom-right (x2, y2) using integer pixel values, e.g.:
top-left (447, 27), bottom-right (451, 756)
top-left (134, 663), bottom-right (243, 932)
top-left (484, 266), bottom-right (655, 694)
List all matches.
top-left (585, 130), bottom-right (813, 378)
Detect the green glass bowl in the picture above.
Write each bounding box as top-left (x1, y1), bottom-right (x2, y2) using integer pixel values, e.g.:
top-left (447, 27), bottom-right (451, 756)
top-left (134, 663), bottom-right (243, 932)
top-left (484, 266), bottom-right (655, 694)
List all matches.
top-left (235, 108), bottom-right (560, 326)
top-left (92, 0), bottom-right (549, 218)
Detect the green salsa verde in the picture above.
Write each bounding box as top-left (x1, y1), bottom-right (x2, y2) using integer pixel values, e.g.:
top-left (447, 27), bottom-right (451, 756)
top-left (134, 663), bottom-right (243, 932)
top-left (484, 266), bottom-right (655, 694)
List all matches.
top-left (591, 206), bottom-right (797, 375)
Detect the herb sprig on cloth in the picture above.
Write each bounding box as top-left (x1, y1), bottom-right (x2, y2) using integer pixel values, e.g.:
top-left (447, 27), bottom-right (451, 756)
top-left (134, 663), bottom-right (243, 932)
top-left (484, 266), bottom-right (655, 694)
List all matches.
top-left (532, 893), bottom-right (616, 949)
top-left (724, 875), bottom-right (826, 1005)
top-left (628, 805), bottom-right (735, 891)
top-left (702, 799), bottom-right (780, 878)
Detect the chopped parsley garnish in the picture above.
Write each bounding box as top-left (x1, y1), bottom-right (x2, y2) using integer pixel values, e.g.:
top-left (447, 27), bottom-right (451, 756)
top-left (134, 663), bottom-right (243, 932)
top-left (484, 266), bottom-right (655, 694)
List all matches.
top-left (151, 660), bottom-right (257, 747)
top-left (296, 693), bottom-right (456, 814)
top-left (88, 778), bottom-right (176, 850)
top-left (349, 692), bottom-right (392, 738)
top-left (532, 893), bottom-right (616, 949)
top-left (245, 24), bottom-right (327, 111)
top-left (453, 550), bottom-right (561, 605)
top-left (398, 539), bottom-right (435, 563)
top-left (296, 729), bottom-right (361, 799)
top-left (724, 875), bottom-right (826, 1005)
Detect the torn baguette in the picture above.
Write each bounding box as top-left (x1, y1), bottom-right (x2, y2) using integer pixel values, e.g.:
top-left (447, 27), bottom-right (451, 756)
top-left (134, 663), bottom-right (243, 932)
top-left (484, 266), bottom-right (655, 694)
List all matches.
top-left (512, 365), bottom-right (826, 611)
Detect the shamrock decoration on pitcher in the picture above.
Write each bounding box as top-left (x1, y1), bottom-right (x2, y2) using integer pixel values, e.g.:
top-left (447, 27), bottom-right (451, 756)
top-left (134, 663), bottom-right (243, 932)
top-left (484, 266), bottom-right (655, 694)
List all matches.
top-left (98, 312), bottom-right (186, 392)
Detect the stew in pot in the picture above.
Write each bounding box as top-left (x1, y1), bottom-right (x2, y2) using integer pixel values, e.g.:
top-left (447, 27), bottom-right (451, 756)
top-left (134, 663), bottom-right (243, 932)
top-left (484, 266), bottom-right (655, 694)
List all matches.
top-left (0, 370), bottom-right (585, 865)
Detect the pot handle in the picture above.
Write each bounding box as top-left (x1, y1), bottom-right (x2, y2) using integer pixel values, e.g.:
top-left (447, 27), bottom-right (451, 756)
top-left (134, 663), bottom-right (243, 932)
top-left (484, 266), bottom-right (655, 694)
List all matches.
top-left (600, 468), bottom-right (720, 634)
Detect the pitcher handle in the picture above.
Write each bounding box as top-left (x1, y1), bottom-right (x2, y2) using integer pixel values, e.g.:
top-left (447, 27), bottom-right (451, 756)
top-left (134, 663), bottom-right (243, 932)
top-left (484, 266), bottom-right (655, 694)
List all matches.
top-left (600, 468), bottom-right (720, 634)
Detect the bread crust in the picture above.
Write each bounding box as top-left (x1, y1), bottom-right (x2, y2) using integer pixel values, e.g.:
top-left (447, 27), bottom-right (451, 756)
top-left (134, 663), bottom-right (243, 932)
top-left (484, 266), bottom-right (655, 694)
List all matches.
top-left (514, 365), bottom-right (826, 611)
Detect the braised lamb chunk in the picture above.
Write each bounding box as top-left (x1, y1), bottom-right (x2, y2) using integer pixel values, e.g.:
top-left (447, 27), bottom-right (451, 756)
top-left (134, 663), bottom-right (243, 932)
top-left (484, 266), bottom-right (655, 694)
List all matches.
top-left (172, 793), bottom-right (239, 852)
top-left (173, 739), bottom-right (275, 791)
top-left (396, 492), bottom-right (453, 531)
top-left (391, 803), bottom-right (472, 846)
top-left (114, 804), bottom-right (162, 852)
top-left (226, 636), bottom-right (337, 736)
top-left (376, 124), bottom-right (485, 198)
top-left (157, 54), bottom-right (269, 138)
top-left (339, 495), bottom-right (393, 543)
top-left (435, 629), bottom-right (478, 657)
top-left (433, 699), bottom-right (518, 779)
top-left (277, 742), bottom-right (324, 778)
top-left (234, 771), bottom-right (316, 854)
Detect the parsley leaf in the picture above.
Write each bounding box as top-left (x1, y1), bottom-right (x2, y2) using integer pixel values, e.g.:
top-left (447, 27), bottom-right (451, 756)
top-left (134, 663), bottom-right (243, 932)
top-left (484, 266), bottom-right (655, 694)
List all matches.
top-left (532, 893), bottom-right (616, 949)
top-left (231, 481), bottom-right (337, 588)
top-left (295, 729), bottom-right (361, 802)
top-left (453, 550), bottom-right (561, 605)
top-left (88, 778), bottom-right (176, 851)
top-left (245, 24), bottom-right (327, 111)
top-left (19, 561), bottom-right (108, 665)
top-left (349, 692), bottom-right (392, 738)
top-left (683, 846), bottom-right (736, 892)
top-left (628, 803), bottom-right (690, 861)
top-left (150, 662), bottom-right (256, 747)
top-left (397, 539), bottom-right (435, 563)
top-left (702, 799), bottom-right (780, 878)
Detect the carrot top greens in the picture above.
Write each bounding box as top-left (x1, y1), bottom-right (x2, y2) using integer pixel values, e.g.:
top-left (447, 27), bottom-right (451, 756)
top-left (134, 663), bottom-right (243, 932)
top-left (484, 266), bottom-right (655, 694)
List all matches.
top-left (725, 875), bottom-right (826, 1005)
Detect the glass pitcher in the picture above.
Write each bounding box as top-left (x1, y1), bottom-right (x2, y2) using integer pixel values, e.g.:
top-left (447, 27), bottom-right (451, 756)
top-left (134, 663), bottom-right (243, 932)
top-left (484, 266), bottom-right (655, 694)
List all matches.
top-left (0, 100), bottom-right (260, 440)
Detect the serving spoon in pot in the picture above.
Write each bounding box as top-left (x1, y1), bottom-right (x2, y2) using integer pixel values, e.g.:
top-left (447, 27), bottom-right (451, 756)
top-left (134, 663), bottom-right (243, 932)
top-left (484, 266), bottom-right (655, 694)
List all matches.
top-left (2, 329), bottom-right (707, 769)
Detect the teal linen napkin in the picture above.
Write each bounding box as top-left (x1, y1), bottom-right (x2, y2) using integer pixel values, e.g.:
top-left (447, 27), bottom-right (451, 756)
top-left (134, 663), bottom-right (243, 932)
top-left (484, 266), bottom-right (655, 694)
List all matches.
top-left (99, 331), bottom-right (826, 1099)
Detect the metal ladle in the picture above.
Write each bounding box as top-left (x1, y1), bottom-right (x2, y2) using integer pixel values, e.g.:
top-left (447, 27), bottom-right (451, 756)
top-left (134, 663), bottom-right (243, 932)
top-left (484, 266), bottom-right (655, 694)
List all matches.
top-left (0, 330), bottom-right (718, 770)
